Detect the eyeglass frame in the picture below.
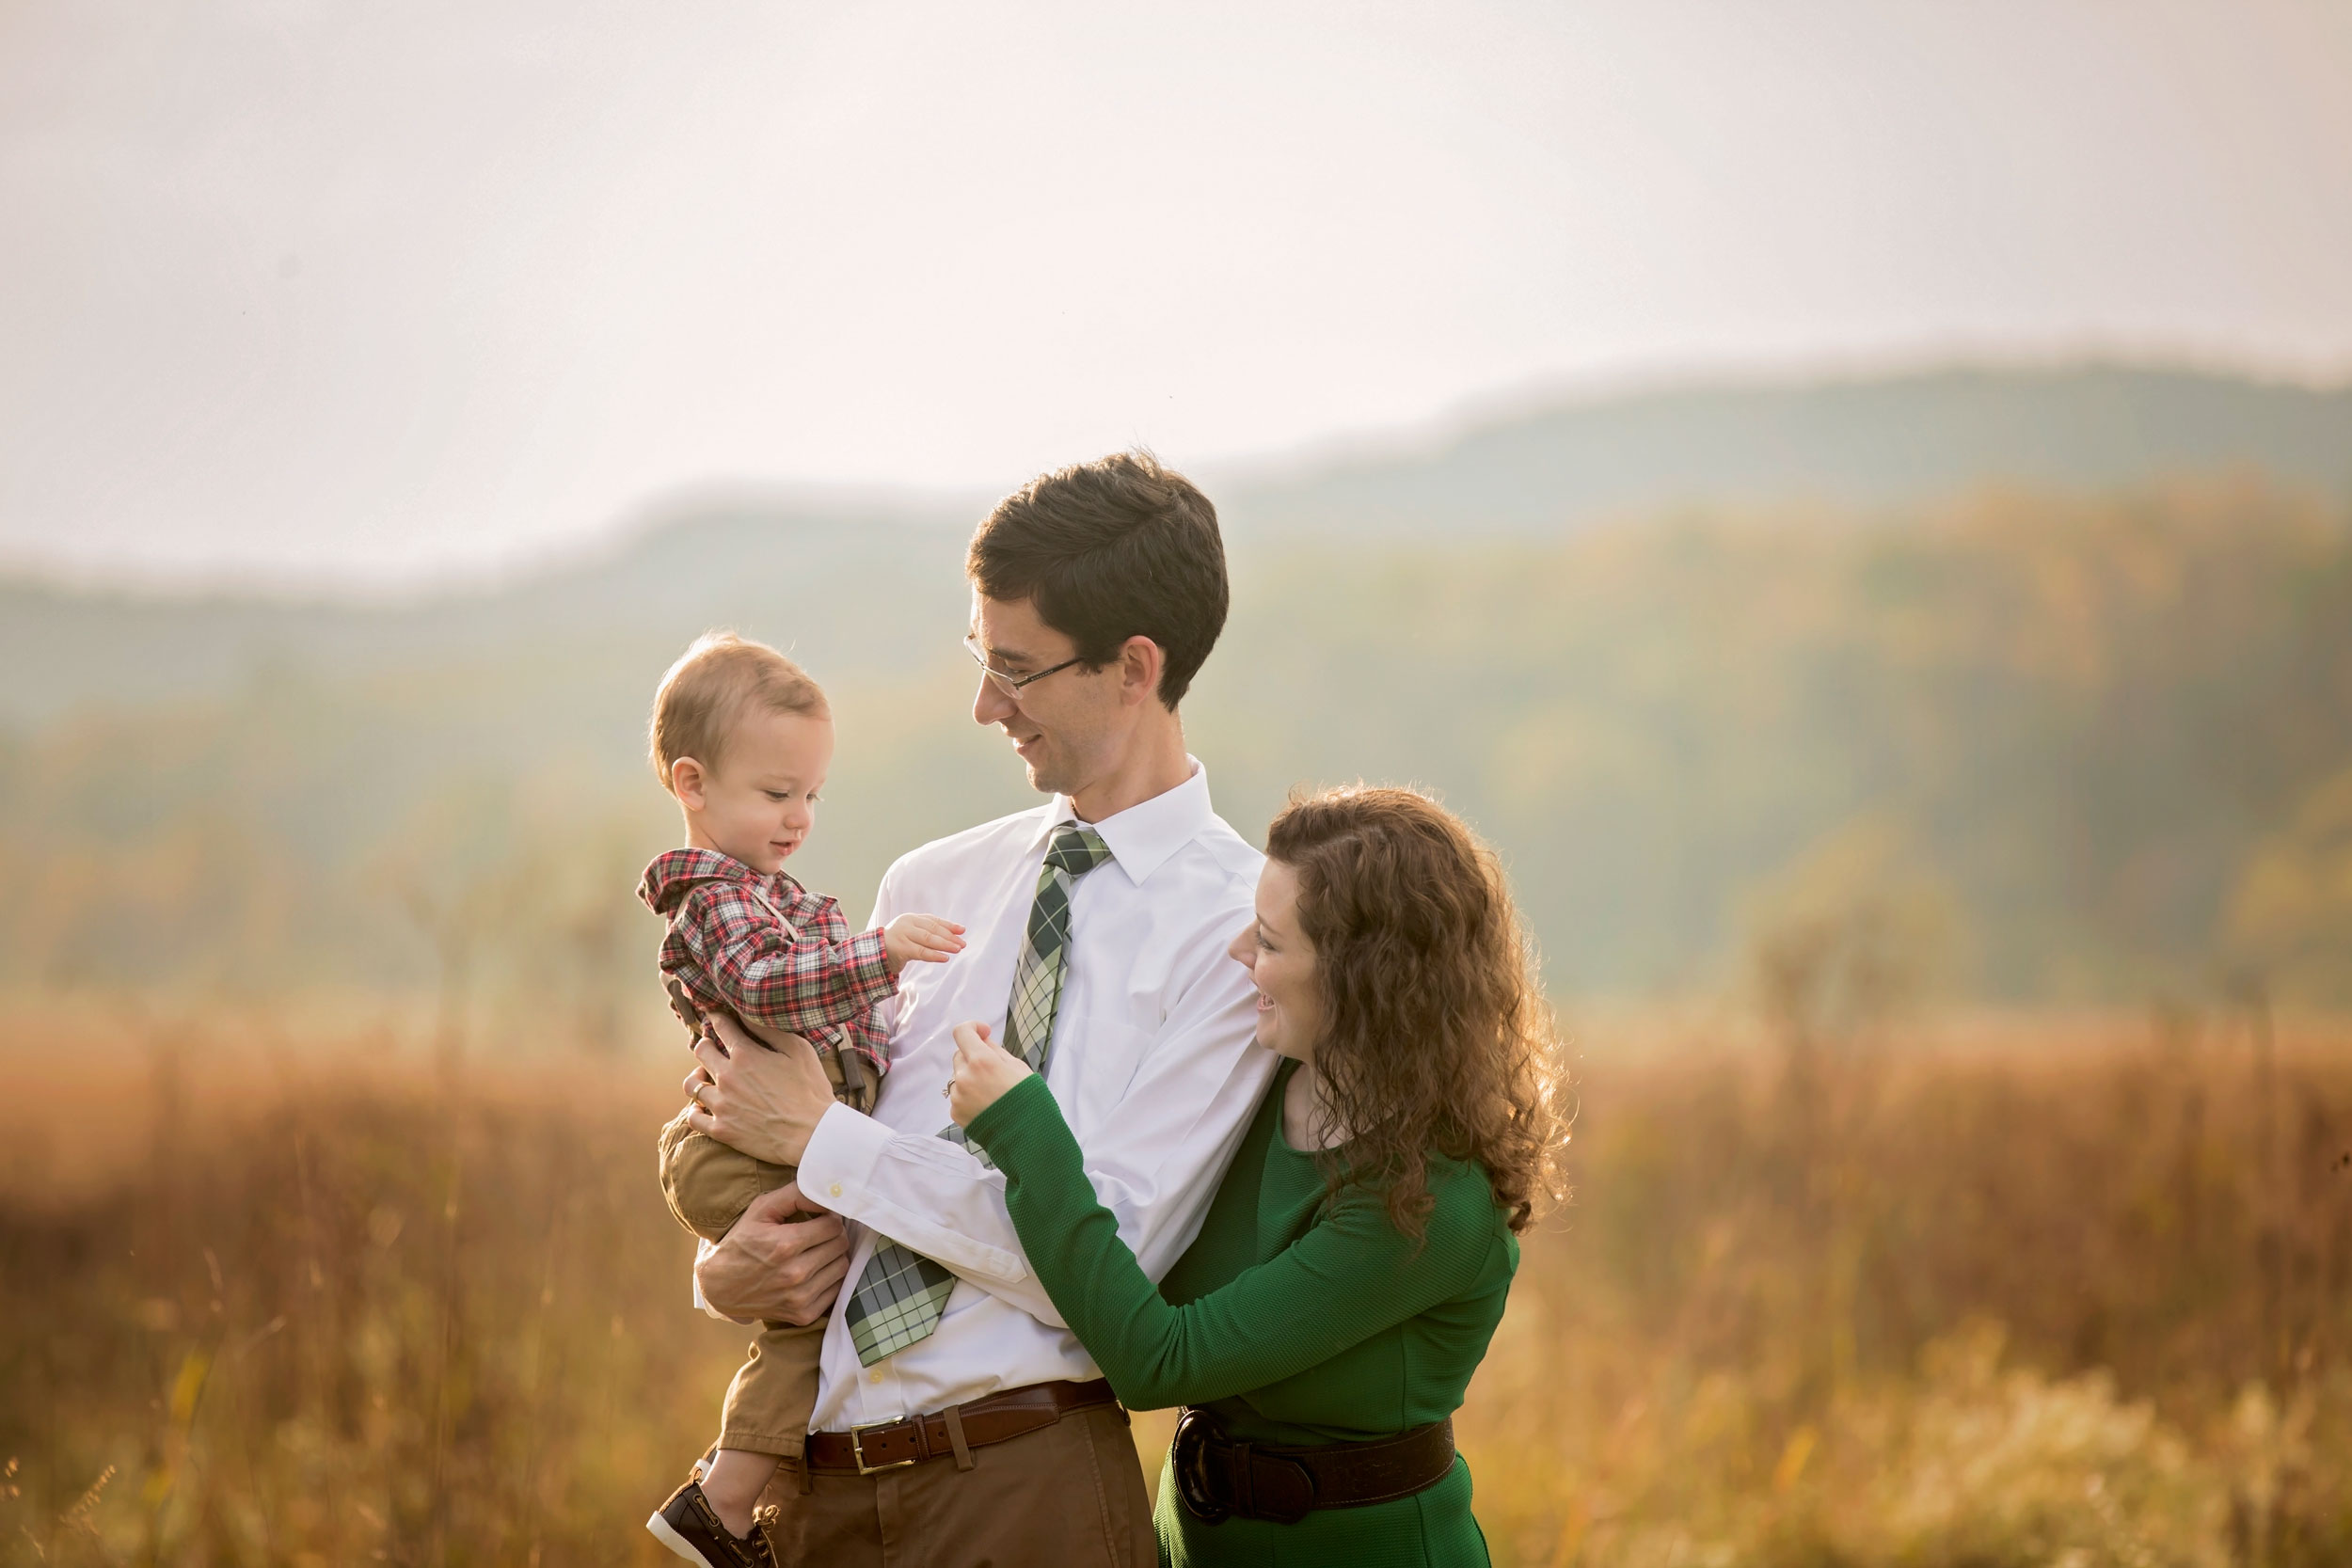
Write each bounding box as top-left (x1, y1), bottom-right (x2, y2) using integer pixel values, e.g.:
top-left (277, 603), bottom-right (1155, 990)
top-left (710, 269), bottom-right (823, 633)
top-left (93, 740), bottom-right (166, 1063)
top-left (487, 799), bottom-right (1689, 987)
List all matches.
top-left (963, 633), bottom-right (1092, 699)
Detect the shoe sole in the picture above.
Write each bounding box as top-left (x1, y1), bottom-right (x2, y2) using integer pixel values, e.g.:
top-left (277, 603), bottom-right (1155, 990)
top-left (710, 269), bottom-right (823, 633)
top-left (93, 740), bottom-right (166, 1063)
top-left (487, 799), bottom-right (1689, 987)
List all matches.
top-left (646, 1510), bottom-right (720, 1567)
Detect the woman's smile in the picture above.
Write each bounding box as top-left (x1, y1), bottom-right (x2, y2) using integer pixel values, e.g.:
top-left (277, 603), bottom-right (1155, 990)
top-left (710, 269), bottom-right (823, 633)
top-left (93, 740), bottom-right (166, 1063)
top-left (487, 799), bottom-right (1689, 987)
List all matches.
top-left (1228, 861), bottom-right (1324, 1062)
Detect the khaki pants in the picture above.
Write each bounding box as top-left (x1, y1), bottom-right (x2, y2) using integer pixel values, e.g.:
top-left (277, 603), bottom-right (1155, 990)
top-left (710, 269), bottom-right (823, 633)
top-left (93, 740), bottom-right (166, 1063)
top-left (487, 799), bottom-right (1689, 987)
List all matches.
top-left (769, 1403), bottom-right (1151, 1568)
top-left (658, 1018), bottom-right (878, 1461)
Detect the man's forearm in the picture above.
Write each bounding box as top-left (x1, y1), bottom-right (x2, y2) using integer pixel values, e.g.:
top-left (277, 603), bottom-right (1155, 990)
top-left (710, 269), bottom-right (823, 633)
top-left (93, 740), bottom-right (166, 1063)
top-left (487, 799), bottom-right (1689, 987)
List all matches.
top-left (796, 1103), bottom-right (1035, 1300)
top-left (797, 1031), bottom-right (1274, 1327)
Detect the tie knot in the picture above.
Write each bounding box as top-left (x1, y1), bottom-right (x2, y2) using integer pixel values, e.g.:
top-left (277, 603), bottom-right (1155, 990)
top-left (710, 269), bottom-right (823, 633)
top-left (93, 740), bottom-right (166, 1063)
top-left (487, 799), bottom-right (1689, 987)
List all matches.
top-left (1046, 822), bottom-right (1114, 877)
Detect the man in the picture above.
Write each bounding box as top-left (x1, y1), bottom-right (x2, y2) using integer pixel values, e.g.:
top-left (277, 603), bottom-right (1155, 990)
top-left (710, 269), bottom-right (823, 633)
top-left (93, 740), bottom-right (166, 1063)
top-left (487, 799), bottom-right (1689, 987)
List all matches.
top-left (681, 451), bottom-right (1276, 1566)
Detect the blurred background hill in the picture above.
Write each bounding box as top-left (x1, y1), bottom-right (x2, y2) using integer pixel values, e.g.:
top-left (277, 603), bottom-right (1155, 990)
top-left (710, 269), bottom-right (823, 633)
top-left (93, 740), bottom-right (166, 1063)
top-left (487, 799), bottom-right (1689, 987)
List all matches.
top-left (1227, 362), bottom-right (2352, 536)
top-left (5, 360), bottom-right (2348, 1027)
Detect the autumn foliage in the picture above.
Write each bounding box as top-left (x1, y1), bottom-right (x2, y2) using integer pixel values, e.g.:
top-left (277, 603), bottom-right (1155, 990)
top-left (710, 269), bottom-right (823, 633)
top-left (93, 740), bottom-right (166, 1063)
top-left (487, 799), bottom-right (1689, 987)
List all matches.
top-left (5, 1000), bottom-right (2347, 1567)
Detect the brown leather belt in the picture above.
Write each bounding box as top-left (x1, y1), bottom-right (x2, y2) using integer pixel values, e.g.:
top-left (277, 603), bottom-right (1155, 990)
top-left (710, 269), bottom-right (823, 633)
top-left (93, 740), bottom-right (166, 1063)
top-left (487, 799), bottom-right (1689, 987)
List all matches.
top-left (1169, 1407), bottom-right (1458, 1525)
top-left (803, 1378), bottom-right (1122, 1476)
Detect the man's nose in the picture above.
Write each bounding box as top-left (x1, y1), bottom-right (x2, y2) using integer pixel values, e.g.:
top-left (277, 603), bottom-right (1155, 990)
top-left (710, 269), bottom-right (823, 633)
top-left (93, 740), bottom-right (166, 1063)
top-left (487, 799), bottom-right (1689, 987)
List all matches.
top-left (973, 675), bottom-right (1016, 727)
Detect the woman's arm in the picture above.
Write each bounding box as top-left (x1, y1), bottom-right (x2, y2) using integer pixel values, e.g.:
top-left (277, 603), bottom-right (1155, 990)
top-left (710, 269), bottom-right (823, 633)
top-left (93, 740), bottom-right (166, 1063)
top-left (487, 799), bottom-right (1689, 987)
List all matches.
top-left (965, 1073), bottom-right (1504, 1411)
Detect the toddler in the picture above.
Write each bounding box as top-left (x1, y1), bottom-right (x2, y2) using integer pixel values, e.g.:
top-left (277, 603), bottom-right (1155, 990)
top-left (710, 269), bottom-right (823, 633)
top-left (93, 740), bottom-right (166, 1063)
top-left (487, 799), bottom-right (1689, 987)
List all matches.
top-left (638, 631), bottom-right (962, 1568)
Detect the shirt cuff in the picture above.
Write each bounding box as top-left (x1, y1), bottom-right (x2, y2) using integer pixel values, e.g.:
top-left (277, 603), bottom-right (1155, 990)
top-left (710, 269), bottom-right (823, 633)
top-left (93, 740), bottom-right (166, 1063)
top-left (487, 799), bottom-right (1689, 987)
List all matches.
top-left (840, 927), bottom-right (900, 1013)
top-left (797, 1102), bottom-right (1026, 1282)
top-left (798, 1100), bottom-right (886, 1203)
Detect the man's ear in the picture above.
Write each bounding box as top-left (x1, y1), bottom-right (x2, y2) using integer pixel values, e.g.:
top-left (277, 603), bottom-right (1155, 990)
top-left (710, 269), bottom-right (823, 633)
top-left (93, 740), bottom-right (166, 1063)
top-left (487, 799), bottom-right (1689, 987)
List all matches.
top-left (1116, 635), bottom-right (1167, 708)
top-left (670, 755), bottom-right (710, 810)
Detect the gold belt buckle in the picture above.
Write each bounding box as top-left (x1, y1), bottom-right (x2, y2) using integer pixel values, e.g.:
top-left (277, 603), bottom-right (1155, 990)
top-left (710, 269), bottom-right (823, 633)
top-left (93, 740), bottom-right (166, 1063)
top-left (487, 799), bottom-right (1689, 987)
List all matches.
top-left (851, 1418), bottom-right (918, 1475)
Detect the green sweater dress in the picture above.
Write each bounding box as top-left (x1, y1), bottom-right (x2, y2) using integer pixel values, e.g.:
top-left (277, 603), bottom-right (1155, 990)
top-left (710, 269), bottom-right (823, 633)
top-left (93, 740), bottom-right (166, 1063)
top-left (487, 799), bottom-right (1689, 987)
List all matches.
top-left (964, 1059), bottom-right (1518, 1568)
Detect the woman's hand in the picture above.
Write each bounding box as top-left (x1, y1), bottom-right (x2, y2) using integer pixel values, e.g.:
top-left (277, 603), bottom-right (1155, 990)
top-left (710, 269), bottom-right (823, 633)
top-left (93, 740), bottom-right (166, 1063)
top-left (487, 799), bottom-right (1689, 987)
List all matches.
top-left (946, 1021), bottom-right (1032, 1127)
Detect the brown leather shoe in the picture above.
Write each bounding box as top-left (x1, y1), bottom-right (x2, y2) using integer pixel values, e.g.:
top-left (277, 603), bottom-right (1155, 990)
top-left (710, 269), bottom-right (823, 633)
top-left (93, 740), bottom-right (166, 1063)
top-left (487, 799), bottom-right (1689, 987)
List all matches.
top-left (750, 1505), bottom-right (785, 1564)
top-left (646, 1476), bottom-right (775, 1568)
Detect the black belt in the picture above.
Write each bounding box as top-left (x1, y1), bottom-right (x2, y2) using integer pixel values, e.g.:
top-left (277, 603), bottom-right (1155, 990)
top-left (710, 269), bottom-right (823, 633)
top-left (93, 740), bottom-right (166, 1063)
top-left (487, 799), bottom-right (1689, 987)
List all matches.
top-left (1168, 1407), bottom-right (1457, 1525)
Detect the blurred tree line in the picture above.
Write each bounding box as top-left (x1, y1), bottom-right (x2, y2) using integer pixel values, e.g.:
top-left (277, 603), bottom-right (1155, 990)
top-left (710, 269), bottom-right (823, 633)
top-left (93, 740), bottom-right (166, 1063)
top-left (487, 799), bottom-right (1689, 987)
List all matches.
top-left (0, 480), bottom-right (2345, 1033)
top-left (1198, 479), bottom-right (2352, 1005)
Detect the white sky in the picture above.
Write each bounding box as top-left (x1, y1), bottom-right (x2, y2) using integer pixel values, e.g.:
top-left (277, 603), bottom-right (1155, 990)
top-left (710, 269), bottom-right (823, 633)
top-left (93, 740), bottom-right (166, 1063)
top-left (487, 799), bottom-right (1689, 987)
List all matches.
top-left (4, 0), bottom-right (2350, 585)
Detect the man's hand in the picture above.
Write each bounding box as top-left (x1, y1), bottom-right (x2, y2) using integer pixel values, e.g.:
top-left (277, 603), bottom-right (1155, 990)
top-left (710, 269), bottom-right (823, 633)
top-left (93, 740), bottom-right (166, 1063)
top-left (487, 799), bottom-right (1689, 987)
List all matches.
top-left (686, 1015), bottom-right (837, 1167)
top-left (883, 912), bottom-right (966, 974)
top-left (696, 1183), bottom-right (850, 1326)
top-left (946, 1020), bottom-right (1033, 1128)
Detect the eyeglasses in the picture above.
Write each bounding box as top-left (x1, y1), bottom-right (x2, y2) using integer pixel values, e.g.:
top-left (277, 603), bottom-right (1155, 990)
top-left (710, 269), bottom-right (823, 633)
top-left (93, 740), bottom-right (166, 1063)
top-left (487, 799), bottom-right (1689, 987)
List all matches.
top-left (963, 634), bottom-right (1089, 700)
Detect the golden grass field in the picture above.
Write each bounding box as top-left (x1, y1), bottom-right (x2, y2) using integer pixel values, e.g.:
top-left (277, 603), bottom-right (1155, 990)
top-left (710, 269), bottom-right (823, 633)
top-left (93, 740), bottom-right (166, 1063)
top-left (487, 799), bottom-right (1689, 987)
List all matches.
top-left (3, 1003), bottom-right (2348, 1567)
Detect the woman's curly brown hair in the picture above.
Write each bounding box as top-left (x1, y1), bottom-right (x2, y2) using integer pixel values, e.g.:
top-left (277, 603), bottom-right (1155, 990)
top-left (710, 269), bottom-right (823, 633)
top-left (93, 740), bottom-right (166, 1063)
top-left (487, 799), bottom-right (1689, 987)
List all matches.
top-left (1265, 784), bottom-right (1571, 1239)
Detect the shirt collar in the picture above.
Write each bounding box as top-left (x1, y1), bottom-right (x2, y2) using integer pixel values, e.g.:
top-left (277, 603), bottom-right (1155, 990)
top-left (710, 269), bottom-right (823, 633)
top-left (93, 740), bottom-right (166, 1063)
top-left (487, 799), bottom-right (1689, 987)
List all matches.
top-left (1031, 756), bottom-right (1216, 886)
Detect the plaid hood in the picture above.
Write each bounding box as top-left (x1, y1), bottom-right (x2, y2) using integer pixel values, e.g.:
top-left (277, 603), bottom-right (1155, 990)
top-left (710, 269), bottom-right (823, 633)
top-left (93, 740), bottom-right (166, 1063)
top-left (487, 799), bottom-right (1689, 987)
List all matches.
top-left (637, 847), bottom-right (782, 918)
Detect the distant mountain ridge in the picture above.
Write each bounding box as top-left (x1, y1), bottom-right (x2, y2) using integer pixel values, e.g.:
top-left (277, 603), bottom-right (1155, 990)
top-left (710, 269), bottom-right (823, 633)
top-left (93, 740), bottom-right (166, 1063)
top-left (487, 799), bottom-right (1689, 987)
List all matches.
top-left (1219, 362), bottom-right (2352, 537)
top-left (4, 360), bottom-right (2346, 727)
top-left (0, 502), bottom-right (974, 726)
top-left (5, 372), bottom-right (2348, 1006)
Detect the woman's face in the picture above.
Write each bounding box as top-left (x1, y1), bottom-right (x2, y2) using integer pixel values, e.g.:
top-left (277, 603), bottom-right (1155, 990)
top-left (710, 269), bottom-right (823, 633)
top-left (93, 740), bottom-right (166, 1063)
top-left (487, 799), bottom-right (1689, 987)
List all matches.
top-left (1228, 860), bottom-right (1326, 1062)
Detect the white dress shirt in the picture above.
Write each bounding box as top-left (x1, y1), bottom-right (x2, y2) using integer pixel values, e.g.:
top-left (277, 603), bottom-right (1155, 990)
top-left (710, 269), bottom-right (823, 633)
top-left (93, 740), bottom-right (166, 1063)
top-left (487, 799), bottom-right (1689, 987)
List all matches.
top-left (718, 758), bottom-right (1276, 1433)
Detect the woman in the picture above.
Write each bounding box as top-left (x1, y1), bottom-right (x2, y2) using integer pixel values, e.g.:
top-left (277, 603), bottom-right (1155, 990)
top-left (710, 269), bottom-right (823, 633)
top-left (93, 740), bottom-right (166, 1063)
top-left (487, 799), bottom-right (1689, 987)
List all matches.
top-left (948, 785), bottom-right (1568, 1566)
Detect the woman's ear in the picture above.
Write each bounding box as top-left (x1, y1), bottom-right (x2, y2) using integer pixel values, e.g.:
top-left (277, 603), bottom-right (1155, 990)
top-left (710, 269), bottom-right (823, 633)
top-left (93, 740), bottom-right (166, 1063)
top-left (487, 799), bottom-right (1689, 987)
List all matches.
top-left (1117, 634), bottom-right (1166, 708)
top-left (670, 755), bottom-right (710, 810)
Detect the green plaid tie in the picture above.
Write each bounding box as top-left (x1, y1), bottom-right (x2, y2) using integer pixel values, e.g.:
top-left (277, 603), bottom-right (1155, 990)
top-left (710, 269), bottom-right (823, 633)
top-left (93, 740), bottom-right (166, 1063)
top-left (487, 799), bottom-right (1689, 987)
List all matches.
top-left (844, 822), bottom-right (1115, 1367)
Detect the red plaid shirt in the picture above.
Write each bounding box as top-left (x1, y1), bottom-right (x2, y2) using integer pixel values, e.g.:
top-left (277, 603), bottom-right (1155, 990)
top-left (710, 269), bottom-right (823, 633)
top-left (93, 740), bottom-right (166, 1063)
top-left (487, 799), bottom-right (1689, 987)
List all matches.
top-left (637, 847), bottom-right (896, 1076)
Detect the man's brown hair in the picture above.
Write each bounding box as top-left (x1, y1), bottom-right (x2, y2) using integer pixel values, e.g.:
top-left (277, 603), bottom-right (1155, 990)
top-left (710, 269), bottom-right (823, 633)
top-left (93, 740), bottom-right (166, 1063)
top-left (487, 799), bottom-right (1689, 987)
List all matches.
top-left (648, 631), bottom-right (829, 792)
top-left (966, 451), bottom-right (1229, 708)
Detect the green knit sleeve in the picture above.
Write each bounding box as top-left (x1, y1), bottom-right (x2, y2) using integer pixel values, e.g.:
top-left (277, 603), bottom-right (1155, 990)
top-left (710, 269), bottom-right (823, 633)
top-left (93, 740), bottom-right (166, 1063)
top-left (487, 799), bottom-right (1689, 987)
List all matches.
top-left (967, 1073), bottom-right (1507, 1411)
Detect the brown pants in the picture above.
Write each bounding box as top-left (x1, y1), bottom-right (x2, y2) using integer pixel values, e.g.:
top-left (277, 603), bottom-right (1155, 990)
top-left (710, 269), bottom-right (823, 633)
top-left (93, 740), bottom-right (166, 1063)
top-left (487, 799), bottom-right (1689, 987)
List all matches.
top-left (768, 1403), bottom-right (1151, 1568)
top-left (658, 1012), bottom-right (879, 1461)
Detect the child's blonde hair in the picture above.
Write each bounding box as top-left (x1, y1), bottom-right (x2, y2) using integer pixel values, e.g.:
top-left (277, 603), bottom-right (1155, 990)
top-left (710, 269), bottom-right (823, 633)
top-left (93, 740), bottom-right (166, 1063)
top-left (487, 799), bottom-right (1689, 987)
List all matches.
top-left (649, 631), bottom-right (829, 793)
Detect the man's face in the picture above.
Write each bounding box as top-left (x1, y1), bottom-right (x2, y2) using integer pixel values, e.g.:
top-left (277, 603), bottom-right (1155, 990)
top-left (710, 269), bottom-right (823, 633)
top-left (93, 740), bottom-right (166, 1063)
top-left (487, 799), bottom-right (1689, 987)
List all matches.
top-left (969, 591), bottom-right (1121, 799)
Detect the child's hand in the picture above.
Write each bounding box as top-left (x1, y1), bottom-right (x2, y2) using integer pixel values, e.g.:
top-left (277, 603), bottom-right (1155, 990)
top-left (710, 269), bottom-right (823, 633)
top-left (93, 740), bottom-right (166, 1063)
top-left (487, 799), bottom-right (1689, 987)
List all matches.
top-left (946, 1021), bottom-right (1031, 1128)
top-left (884, 912), bottom-right (966, 974)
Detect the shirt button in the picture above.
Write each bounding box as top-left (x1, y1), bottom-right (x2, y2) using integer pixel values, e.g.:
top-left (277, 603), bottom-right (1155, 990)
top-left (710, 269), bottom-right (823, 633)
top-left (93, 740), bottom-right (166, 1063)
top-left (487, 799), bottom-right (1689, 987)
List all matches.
top-left (830, 1182), bottom-right (843, 1197)
top-left (869, 1369), bottom-right (883, 1384)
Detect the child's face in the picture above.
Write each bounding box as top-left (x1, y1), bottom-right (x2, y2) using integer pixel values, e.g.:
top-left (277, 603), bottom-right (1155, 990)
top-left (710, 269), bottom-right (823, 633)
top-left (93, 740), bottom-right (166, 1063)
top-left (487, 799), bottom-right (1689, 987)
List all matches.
top-left (675, 710), bottom-right (834, 876)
